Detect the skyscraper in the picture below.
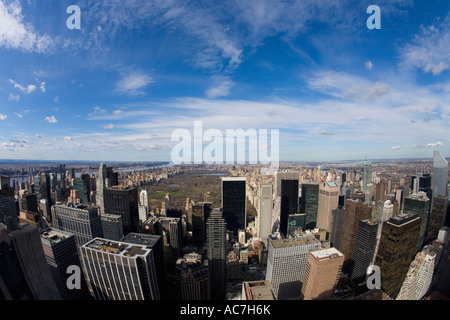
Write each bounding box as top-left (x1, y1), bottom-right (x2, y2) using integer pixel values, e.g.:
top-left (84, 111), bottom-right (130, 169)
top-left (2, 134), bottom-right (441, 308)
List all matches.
top-left (206, 208), bottom-right (227, 300)
top-left (265, 234), bottom-right (321, 300)
top-left (403, 192), bottom-right (430, 252)
top-left (40, 227), bottom-right (90, 300)
top-left (350, 218), bottom-right (379, 284)
top-left (329, 205), bottom-right (345, 250)
top-left (396, 246), bottom-right (436, 300)
top-left (300, 247), bottom-right (344, 300)
top-left (280, 179), bottom-right (299, 237)
top-left (1, 224), bottom-right (61, 300)
top-left (427, 195), bottom-right (448, 243)
top-left (317, 181), bottom-right (340, 233)
top-left (300, 182), bottom-right (319, 230)
top-left (101, 213), bottom-right (124, 241)
top-left (339, 199), bottom-right (372, 268)
top-left (52, 204), bottom-right (103, 247)
top-left (192, 202), bottom-right (212, 248)
top-left (96, 163), bottom-right (107, 215)
top-left (221, 177), bottom-right (246, 235)
top-left (374, 212), bottom-right (421, 299)
top-left (103, 186), bottom-right (139, 235)
top-left (433, 150), bottom-right (449, 199)
top-left (257, 183), bottom-right (273, 246)
top-left (174, 252), bottom-right (210, 300)
top-left (80, 237), bottom-right (160, 300)
top-left (0, 195), bottom-right (19, 231)
top-left (362, 161), bottom-right (373, 202)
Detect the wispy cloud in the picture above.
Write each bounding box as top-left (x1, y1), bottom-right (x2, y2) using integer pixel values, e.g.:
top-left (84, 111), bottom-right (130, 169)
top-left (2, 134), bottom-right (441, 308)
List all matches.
top-left (401, 13), bottom-right (450, 75)
top-left (102, 123), bottom-right (115, 130)
top-left (205, 76), bottom-right (235, 98)
top-left (8, 93), bottom-right (20, 102)
top-left (9, 79), bottom-right (36, 94)
top-left (0, 114), bottom-right (6, 120)
top-left (114, 72), bottom-right (154, 96)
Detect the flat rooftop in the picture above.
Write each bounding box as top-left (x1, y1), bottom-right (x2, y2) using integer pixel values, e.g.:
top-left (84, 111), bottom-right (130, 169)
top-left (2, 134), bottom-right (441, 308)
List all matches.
top-left (310, 248), bottom-right (343, 261)
top-left (40, 228), bottom-right (73, 243)
top-left (221, 177), bottom-right (246, 181)
top-left (84, 238), bottom-right (150, 258)
top-left (271, 234), bottom-right (320, 249)
top-left (243, 281), bottom-right (276, 300)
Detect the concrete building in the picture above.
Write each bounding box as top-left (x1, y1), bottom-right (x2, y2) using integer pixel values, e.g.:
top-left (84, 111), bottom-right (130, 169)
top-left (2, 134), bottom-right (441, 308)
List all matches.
top-left (79, 237), bottom-right (160, 300)
top-left (265, 234), bottom-right (321, 300)
top-left (397, 246), bottom-right (436, 300)
top-left (317, 181), bottom-right (340, 233)
top-left (51, 203), bottom-right (103, 247)
top-left (300, 247), bottom-right (344, 300)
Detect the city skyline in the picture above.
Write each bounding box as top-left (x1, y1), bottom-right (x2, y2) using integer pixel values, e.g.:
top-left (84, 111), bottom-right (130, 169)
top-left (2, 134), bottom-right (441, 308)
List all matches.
top-left (1, 1), bottom-right (450, 163)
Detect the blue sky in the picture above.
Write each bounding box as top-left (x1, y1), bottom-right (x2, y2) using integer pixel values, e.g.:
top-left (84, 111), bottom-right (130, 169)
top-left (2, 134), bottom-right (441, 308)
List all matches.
top-left (0, 0), bottom-right (450, 162)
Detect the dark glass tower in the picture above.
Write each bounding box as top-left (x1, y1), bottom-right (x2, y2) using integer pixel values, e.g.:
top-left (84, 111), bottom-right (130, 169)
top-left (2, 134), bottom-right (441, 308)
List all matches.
top-left (280, 179), bottom-right (299, 237)
top-left (221, 177), bottom-right (246, 235)
top-left (300, 183), bottom-right (319, 230)
top-left (374, 213), bottom-right (421, 299)
top-left (206, 208), bottom-right (227, 300)
top-left (103, 187), bottom-right (139, 235)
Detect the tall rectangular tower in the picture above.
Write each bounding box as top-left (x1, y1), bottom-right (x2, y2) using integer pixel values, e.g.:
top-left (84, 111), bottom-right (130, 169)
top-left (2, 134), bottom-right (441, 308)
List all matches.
top-left (280, 179), bottom-right (299, 237)
top-left (339, 199), bottom-right (372, 267)
top-left (221, 177), bottom-right (246, 235)
top-left (40, 227), bottom-right (90, 300)
top-left (374, 213), bottom-right (421, 299)
top-left (206, 208), bottom-right (227, 300)
top-left (317, 181), bottom-right (340, 233)
top-left (403, 192), bottom-right (430, 252)
top-left (257, 183), bottom-right (273, 245)
top-left (300, 247), bottom-right (344, 300)
top-left (350, 218), bottom-right (379, 284)
top-left (79, 237), bottom-right (161, 300)
top-left (300, 182), bottom-right (319, 230)
top-left (103, 186), bottom-right (139, 235)
top-left (433, 150), bottom-right (449, 198)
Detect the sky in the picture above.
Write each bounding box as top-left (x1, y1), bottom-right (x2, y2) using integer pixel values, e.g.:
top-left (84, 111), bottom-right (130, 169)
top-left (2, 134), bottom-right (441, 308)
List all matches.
top-left (0, 0), bottom-right (450, 163)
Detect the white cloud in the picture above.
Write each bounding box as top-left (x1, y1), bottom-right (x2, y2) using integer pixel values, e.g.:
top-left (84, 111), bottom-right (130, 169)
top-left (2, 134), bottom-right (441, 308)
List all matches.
top-left (426, 141), bottom-right (444, 148)
top-left (8, 93), bottom-right (20, 102)
top-left (0, 114), bottom-right (6, 120)
top-left (114, 72), bottom-right (154, 96)
top-left (0, 0), bottom-right (54, 52)
top-left (365, 61), bottom-right (373, 70)
top-left (15, 112), bottom-right (22, 118)
top-left (205, 76), bottom-right (235, 98)
top-left (40, 82), bottom-right (46, 93)
top-left (63, 136), bottom-right (73, 141)
top-left (391, 146), bottom-right (400, 150)
top-left (9, 79), bottom-right (36, 94)
top-left (45, 115), bottom-right (58, 123)
top-left (102, 123), bottom-right (115, 129)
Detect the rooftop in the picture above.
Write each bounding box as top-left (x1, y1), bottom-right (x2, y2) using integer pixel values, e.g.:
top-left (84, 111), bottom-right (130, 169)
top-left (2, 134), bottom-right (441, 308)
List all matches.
top-left (271, 234), bottom-right (320, 249)
top-left (84, 238), bottom-right (150, 258)
top-left (310, 248), bottom-right (343, 261)
top-left (243, 281), bottom-right (276, 300)
top-left (40, 228), bottom-right (73, 243)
